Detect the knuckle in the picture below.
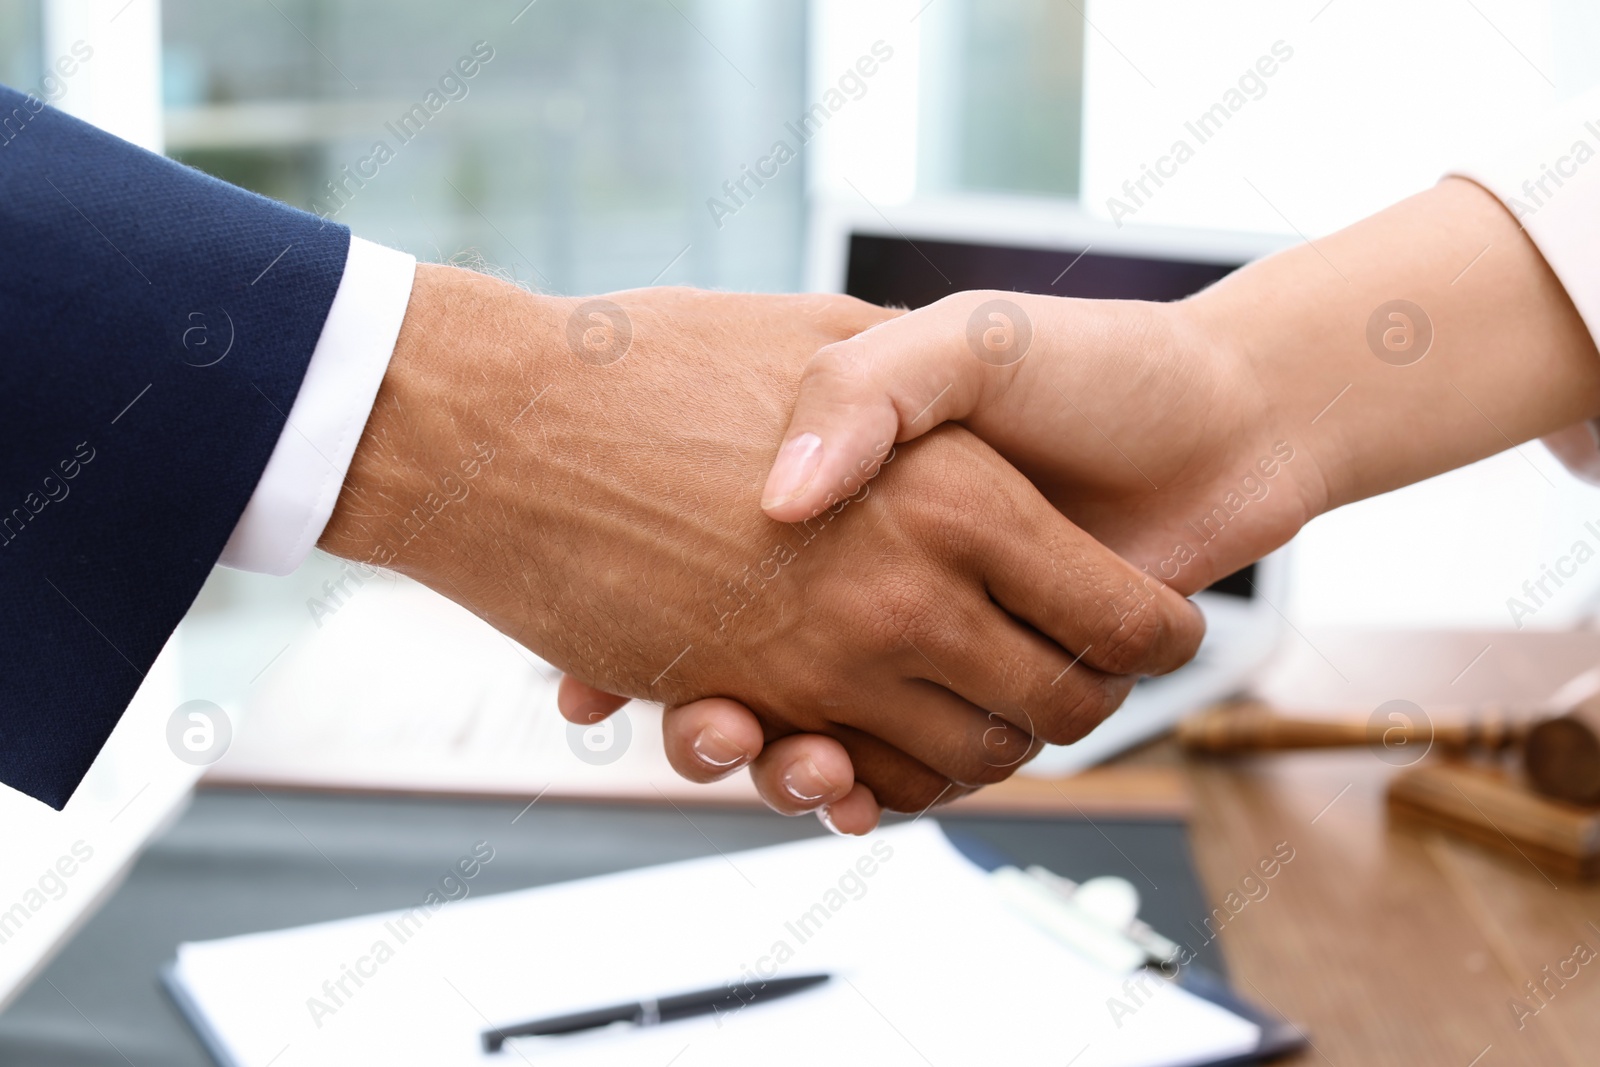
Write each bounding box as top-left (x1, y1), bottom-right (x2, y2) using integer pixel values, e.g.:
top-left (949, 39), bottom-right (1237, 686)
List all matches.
top-left (1093, 589), bottom-right (1168, 674)
top-left (1035, 676), bottom-right (1124, 746)
top-left (812, 576), bottom-right (890, 657)
top-left (861, 574), bottom-right (943, 655)
top-left (955, 763), bottom-right (1017, 788)
top-left (917, 608), bottom-right (980, 669)
top-left (853, 609), bottom-right (908, 662)
top-left (798, 673), bottom-right (856, 719)
top-left (803, 340), bottom-right (877, 397)
top-left (919, 720), bottom-right (1023, 788)
top-left (883, 458), bottom-right (985, 562)
top-left (957, 733), bottom-right (1028, 786)
top-left (1165, 600), bottom-right (1207, 671)
top-left (867, 770), bottom-right (960, 815)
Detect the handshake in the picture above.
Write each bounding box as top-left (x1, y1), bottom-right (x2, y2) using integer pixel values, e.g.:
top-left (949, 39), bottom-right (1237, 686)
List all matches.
top-left (318, 177), bottom-right (1600, 834)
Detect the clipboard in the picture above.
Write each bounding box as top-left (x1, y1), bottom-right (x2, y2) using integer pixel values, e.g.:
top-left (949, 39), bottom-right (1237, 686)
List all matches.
top-left (945, 829), bottom-right (1307, 1065)
top-left (161, 821), bottom-right (1304, 1067)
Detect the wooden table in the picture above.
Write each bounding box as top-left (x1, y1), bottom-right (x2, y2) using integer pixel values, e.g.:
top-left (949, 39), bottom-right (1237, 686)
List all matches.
top-left (1171, 743), bottom-right (1600, 1066)
top-left (1170, 628), bottom-right (1600, 1066)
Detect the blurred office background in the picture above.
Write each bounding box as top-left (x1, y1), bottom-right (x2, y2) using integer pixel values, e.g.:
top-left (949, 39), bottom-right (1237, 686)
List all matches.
top-left (6, 0), bottom-right (1600, 700)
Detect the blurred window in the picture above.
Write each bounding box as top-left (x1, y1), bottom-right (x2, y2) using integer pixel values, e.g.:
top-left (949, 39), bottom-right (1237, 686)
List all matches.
top-left (161, 0), bottom-right (806, 294)
top-left (917, 0), bottom-right (1083, 198)
top-left (1, 1), bottom-right (43, 90)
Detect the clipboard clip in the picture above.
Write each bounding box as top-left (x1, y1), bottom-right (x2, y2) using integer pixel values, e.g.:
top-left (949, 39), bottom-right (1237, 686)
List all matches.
top-left (989, 865), bottom-right (1181, 973)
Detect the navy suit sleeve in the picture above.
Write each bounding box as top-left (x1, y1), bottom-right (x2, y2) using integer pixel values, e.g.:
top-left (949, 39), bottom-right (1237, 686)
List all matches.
top-left (0, 84), bottom-right (354, 809)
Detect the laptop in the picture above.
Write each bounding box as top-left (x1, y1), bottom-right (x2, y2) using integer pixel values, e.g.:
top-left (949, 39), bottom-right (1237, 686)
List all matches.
top-left (810, 194), bottom-right (1294, 775)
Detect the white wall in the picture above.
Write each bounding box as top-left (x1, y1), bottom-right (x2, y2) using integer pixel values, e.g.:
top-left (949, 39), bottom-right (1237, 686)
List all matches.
top-left (1076, 0), bottom-right (1600, 629)
top-left (807, 0), bottom-right (923, 206)
top-left (44, 0), bottom-right (162, 151)
top-left (1080, 0), bottom-right (1564, 235)
top-left (809, 0), bottom-right (1600, 630)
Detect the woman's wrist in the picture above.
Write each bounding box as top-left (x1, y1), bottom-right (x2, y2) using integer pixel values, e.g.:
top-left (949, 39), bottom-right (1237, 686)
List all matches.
top-left (1188, 177), bottom-right (1600, 517)
top-left (1176, 280), bottom-right (1337, 532)
top-left (1150, 296), bottom-right (1329, 569)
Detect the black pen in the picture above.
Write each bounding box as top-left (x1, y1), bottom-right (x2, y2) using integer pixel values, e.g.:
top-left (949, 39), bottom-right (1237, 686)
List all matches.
top-left (482, 973), bottom-right (830, 1051)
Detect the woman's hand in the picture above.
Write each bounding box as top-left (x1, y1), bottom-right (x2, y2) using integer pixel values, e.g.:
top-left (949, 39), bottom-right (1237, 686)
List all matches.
top-left (756, 289), bottom-right (1312, 590)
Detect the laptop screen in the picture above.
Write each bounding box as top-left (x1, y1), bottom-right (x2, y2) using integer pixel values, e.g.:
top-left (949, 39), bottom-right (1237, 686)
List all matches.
top-left (842, 231), bottom-right (1255, 599)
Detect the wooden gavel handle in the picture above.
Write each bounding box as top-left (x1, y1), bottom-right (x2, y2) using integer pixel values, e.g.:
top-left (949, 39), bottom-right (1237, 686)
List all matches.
top-left (1177, 699), bottom-right (1530, 754)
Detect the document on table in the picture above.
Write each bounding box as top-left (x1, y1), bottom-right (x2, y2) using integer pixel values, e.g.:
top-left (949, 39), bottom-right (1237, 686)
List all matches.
top-left (165, 822), bottom-right (1261, 1067)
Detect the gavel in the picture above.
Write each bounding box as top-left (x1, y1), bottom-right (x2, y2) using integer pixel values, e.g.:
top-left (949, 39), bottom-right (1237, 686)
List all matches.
top-left (1178, 694), bottom-right (1600, 805)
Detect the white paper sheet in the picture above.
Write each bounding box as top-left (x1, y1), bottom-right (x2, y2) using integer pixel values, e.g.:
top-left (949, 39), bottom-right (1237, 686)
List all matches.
top-left (170, 823), bottom-right (1259, 1067)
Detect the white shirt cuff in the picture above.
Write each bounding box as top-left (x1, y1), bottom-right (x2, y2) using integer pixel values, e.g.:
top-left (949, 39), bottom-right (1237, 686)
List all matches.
top-left (1447, 87), bottom-right (1600, 485)
top-left (221, 237), bottom-right (417, 575)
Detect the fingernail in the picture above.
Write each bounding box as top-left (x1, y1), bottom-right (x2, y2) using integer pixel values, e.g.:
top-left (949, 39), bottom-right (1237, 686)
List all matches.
top-left (782, 757), bottom-right (834, 804)
top-left (817, 805), bottom-right (846, 835)
top-left (761, 433), bottom-right (823, 510)
top-left (692, 725), bottom-right (749, 769)
top-left (567, 691), bottom-right (614, 725)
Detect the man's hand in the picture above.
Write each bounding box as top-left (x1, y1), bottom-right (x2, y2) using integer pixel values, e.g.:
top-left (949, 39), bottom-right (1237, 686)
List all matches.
top-left (318, 265), bottom-right (1206, 823)
top-left (561, 289), bottom-right (1268, 832)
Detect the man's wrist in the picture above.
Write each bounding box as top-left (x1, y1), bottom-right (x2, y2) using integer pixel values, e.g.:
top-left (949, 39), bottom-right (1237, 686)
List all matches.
top-left (317, 263), bottom-right (556, 584)
top-left (223, 238), bottom-right (416, 575)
